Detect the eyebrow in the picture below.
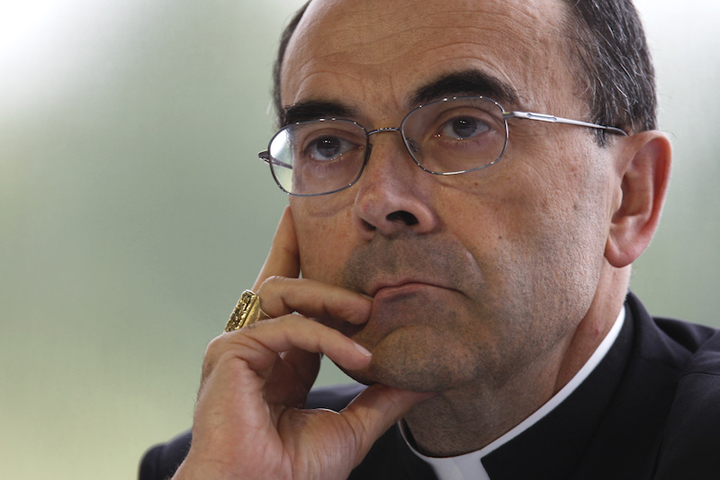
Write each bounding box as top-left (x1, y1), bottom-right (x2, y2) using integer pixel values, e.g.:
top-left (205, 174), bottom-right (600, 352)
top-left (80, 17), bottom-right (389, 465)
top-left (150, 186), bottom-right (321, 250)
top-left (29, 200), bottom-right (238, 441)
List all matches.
top-left (280, 69), bottom-right (519, 126)
top-left (282, 100), bottom-right (358, 126)
top-left (410, 69), bottom-right (519, 108)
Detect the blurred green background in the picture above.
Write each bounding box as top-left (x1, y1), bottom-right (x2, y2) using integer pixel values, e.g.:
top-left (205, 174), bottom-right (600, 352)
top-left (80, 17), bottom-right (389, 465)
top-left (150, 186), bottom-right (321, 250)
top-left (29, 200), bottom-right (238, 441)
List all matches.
top-left (1, 0), bottom-right (718, 478)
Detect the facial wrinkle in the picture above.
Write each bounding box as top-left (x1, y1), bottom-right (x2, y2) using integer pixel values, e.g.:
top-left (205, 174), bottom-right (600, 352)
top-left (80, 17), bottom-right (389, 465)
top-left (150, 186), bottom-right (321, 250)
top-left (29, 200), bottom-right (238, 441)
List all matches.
top-left (341, 232), bottom-right (485, 299)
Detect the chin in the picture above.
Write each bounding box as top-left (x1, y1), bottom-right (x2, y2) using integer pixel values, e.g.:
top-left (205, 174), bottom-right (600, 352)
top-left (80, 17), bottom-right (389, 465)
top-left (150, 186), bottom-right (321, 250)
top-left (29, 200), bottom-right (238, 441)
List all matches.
top-left (340, 328), bottom-right (474, 393)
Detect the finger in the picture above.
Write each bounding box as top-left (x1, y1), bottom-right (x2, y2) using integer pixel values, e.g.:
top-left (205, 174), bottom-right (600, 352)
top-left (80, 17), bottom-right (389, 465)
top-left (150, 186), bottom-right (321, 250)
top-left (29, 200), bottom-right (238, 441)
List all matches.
top-left (218, 315), bottom-right (372, 378)
top-left (264, 349), bottom-right (322, 406)
top-left (278, 347), bottom-right (322, 388)
top-left (258, 277), bottom-right (372, 325)
top-left (341, 385), bottom-right (436, 467)
top-left (253, 206), bottom-right (300, 290)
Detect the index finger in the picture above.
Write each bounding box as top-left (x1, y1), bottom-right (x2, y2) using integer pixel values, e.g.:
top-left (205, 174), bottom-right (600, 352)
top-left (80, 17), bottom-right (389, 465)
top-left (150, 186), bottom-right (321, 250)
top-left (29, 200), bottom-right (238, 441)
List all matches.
top-left (253, 206), bottom-right (300, 290)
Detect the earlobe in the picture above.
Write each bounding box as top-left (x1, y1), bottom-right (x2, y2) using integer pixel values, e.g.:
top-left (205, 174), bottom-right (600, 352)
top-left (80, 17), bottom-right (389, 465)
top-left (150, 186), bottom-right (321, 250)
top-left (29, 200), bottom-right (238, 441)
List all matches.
top-left (605, 131), bottom-right (672, 268)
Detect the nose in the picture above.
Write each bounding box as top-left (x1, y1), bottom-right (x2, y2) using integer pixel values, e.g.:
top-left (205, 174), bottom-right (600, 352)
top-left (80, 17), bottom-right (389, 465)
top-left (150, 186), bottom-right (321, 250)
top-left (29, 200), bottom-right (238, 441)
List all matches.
top-left (352, 131), bottom-right (437, 239)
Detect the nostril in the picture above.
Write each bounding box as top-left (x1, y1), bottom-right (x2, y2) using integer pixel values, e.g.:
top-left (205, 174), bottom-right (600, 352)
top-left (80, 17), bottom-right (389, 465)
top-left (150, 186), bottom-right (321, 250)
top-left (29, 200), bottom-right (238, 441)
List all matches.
top-left (387, 210), bottom-right (419, 226)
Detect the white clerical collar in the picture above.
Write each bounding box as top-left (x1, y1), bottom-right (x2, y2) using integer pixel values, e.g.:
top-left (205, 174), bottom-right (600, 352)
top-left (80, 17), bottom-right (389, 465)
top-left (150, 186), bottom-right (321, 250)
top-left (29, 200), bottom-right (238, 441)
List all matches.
top-left (400, 306), bottom-right (626, 480)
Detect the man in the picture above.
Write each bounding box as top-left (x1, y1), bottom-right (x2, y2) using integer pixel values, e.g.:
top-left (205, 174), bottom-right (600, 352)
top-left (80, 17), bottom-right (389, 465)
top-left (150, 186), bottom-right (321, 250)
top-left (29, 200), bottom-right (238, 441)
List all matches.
top-left (140, 0), bottom-right (720, 478)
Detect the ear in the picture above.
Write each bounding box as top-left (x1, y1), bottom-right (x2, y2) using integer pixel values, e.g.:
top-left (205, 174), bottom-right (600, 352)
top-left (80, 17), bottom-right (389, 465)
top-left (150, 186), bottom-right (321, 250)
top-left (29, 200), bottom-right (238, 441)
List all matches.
top-left (605, 131), bottom-right (672, 268)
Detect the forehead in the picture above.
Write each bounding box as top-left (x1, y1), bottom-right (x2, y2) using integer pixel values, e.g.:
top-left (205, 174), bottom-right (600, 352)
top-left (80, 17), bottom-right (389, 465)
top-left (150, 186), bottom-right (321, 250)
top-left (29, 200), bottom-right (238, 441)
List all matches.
top-left (281, 0), bottom-right (576, 115)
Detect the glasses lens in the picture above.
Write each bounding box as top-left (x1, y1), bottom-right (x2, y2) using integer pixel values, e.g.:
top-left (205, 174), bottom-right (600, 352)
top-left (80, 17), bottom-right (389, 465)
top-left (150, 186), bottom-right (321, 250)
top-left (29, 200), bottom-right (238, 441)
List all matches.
top-left (268, 119), bottom-right (367, 195)
top-left (401, 97), bottom-right (508, 174)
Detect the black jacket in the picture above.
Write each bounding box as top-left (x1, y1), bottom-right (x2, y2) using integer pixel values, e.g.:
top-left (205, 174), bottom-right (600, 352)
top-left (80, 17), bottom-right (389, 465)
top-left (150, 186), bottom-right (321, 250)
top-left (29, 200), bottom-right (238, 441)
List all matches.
top-left (139, 292), bottom-right (720, 479)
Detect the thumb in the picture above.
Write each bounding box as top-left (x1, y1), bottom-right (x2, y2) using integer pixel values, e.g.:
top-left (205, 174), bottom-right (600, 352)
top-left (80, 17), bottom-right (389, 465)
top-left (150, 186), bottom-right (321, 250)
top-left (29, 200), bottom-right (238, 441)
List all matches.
top-left (341, 385), bottom-right (435, 467)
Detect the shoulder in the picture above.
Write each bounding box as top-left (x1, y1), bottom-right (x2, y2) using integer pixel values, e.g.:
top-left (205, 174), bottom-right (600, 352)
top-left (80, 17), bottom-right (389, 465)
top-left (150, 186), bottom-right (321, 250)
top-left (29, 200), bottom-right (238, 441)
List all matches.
top-left (139, 430), bottom-right (192, 480)
top-left (627, 293), bottom-right (720, 478)
top-left (137, 383), bottom-right (366, 480)
top-left (625, 292), bottom-right (718, 371)
top-left (628, 292), bottom-right (720, 415)
top-left (659, 326), bottom-right (720, 477)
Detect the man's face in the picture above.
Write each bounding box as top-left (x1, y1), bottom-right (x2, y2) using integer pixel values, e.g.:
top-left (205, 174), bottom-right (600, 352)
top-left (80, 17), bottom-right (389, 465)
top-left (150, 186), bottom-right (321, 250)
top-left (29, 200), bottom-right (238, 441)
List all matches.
top-left (281, 0), bottom-right (617, 393)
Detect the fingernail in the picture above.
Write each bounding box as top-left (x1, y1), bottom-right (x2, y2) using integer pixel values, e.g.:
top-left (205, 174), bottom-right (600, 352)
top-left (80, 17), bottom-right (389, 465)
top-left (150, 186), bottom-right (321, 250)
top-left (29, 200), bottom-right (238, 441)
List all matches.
top-left (354, 342), bottom-right (372, 357)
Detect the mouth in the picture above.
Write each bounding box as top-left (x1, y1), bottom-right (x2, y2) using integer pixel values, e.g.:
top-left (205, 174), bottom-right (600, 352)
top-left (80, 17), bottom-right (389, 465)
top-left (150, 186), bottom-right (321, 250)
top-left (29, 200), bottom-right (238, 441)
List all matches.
top-left (369, 279), bottom-right (452, 299)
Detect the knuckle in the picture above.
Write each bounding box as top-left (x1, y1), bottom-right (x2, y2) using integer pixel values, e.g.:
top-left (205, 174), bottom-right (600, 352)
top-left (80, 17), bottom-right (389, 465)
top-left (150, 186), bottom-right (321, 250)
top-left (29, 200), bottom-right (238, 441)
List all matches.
top-left (257, 276), bottom-right (299, 316)
top-left (259, 274), bottom-right (284, 287)
top-left (258, 275), bottom-right (294, 295)
top-left (204, 334), bottom-right (226, 358)
top-left (200, 335), bottom-right (225, 380)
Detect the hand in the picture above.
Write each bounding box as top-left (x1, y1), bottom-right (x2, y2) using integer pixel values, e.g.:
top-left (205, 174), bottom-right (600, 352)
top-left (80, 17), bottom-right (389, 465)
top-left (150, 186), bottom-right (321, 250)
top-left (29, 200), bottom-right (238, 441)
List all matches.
top-left (173, 206), bottom-right (432, 480)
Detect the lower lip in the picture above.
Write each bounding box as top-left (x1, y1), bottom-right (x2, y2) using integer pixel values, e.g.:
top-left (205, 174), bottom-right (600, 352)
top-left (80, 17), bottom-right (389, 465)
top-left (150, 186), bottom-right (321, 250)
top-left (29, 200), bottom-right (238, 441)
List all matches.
top-left (373, 282), bottom-right (437, 301)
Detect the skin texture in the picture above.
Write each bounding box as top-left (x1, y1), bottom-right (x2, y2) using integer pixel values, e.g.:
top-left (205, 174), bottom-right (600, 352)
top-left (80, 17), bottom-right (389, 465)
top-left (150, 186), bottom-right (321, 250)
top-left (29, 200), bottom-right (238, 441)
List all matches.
top-left (282, 0), bottom-right (670, 453)
top-left (173, 0), bottom-right (671, 477)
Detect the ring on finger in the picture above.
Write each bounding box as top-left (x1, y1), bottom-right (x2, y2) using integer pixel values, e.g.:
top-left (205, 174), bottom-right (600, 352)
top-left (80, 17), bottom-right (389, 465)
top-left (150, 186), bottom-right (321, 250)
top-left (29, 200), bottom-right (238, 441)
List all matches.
top-left (224, 290), bottom-right (271, 332)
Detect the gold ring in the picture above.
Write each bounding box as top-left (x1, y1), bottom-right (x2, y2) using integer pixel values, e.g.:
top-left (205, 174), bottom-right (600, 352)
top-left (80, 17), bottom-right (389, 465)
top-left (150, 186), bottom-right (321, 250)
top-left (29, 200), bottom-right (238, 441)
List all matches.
top-left (224, 290), bottom-right (271, 332)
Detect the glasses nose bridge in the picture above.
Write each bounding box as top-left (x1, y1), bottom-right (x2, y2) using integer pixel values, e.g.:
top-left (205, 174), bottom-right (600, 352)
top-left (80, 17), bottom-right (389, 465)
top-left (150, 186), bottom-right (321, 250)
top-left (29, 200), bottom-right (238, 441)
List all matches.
top-left (364, 125), bottom-right (413, 158)
top-left (366, 126), bottom-right (403, 139)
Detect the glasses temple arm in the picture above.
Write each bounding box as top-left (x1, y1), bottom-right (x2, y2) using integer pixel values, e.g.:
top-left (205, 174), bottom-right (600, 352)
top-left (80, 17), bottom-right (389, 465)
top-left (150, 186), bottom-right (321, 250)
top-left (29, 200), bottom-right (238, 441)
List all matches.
top-left (258, 150), bottom-right (293, 169)
top-left (503, 111), bottom-right (628, 136)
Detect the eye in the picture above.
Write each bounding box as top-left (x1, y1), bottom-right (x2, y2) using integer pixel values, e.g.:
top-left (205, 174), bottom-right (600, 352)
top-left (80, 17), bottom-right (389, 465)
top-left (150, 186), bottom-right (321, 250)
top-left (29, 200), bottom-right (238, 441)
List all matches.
top-left (305, 135), bottom-right (355, 162)
top-left (439, 116), bottom-right (490, 140)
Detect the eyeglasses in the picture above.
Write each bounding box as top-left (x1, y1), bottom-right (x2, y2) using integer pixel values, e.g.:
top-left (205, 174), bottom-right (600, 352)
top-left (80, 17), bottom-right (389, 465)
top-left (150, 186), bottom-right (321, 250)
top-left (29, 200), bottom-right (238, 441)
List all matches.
top-left (259, 96), bottom-right (627, 196)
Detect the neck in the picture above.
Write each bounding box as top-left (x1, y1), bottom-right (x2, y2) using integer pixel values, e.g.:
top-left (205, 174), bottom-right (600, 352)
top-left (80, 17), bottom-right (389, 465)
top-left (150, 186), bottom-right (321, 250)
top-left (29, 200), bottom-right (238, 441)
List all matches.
top-left (404, 267), bottom-right (629, 457)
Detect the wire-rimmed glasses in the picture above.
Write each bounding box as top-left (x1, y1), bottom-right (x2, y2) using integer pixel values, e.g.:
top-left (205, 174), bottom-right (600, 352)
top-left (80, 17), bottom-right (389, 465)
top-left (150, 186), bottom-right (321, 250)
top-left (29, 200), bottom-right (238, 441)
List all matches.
top-left (259, 96), bottom-right (627, 196)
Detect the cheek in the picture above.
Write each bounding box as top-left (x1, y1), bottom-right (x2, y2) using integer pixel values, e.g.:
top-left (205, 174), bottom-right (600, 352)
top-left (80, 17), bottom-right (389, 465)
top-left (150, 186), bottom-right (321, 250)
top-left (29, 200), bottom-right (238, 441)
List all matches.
top-left (449, 150), bottom-right (609, 292)
top-left (493, 137), bottom-right (608, 238)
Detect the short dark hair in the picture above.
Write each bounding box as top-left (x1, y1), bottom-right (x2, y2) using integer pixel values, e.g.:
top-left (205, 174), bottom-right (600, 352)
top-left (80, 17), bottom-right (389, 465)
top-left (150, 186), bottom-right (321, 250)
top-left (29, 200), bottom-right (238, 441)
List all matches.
top-left (271, 0), bottom-right (657, 141)
top-left (272, 1), bottom-right (311, 128)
